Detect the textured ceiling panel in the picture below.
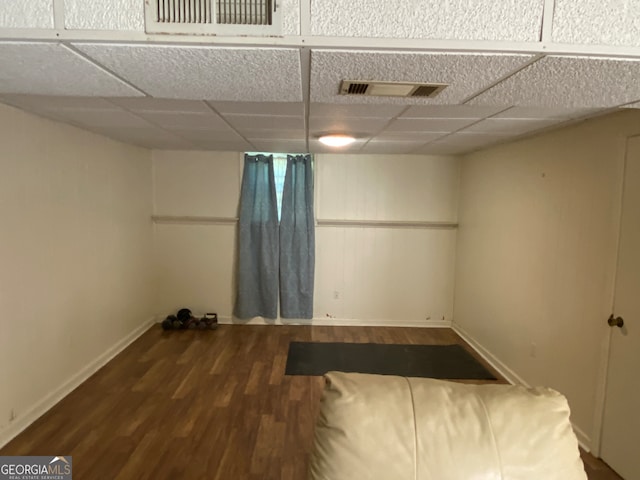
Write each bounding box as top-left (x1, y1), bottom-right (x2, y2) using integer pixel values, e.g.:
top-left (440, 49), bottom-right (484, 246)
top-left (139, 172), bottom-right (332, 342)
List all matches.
top-left (360, 140), bottom-right (428, 154)
top-left (240, 129), bottom-right (305, 140)
top-left (493, 106), bottom-right (599, 119)
top-left (418, 133), bottom-right (511, 154)
top-left (311, 50), bottom-right (534, 105)
top-left (137, 111), bottom-right (230, 130)
top-left (401, 105), bottom-right (506, 118)
top-left (210, 101), bottom-right (304, 116)
top-left (281, 0), bottom-right (301, 35)
top-left (384, 117), bottom-right (478, 132)
top-left (226, 115), bottom-right (304, 130)
top-left (0, 43), bottom-right (142, 97)
top-left (108, 97), bottom-right (212, 113)
top-left (309, 116), bottom-right (391, 133)
top-left (552, 0), bottom-right (640, 47)
top-left (374, 131), bottom-right (446, 142)
top-left (171, 129), bottom-right (246, 142)
top-left (65, 0), bottom-right (144, 31)
top-left (469, 56), bottom-right (640, 108)
top-left (311, 103), bottom-right (407, 118)
top-left (462, 118), bottom-right (566, 135)
top-left (74, 44), bottom-right (302, 101)
top-left (249, 139), bottom-right (308, 152)
top-left (189, 140), bottom-right (253, 151)
top-left (53, 109), bottom-right (154, 128)
top-left (311, 0), bottom-right (544, 41)
top-left (88, 126), bottom-right (194, 149)
top-left (0, 94), bottom-right (119, 112)
top-left (0, 0), bottom-right (53, 29)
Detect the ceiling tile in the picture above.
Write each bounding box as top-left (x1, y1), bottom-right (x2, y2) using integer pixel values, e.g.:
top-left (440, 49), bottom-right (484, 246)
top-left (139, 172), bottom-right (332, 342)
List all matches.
top-left (248, 139), bottom-right (308, 152)
top-left (384, 117), bottom-right (478, 132)
top-left (400, 105), bottom-right (506, 118)
top-left (373, 131), bottom-right (446, 142)
top-left (137, 111), bottom-right (230, 130)
top-left (73, 44), bottom-right (302, 102)
top-left (0, 0), bottom-right (54, 29)
top-left (90, 126), bottom-right (194, 149)
top-left (226, 114), bottom-right (304, 130)
top-left (310, 103), bottom-right (407, 118)
top-left (209, 101), bottom-right (304, 116)
top-left (427, 132), bottom-right (512, 149)
top-left (309, 116), bottom-right (390, 134)
top-left (552, 0), bottom-right (640, 48)
top-left (0, 94), bottom-right (120, 112)
top-left (187, 140), bottom-right (253, 151)
top-left (171, 129), bottom-right (245, 142)
top-left (360, 140), bottom-right (427, 154)
top-left (239, 129), bottom-right (305, 140)
top-left (53, 109), bottom-right (154, 128)
top-left (311, 0), bottom-right (543, 42)
top-left (493, 106), bottom-right (602, 119)
top-left (469, 55), bottom-right (640, 108)
top-left (0, 43), bottom-right (142, 97)
top-left (108, 97), bottom-right (212, 113)
top-left (310, 50), bottom-right (534, 105)
top-left (461, 118), bottom-right (567, 135)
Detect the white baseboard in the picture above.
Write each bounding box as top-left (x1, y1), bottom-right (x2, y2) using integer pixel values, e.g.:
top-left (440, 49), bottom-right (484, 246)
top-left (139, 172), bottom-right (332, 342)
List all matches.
top-left (452, 321), bottom-right (592, 452)
top-left (221, 316), bottom-right (452, 328)
top-left (452, 322), bottom-right (530, 387)
top-left (0, 316), bottom-right (156, 449)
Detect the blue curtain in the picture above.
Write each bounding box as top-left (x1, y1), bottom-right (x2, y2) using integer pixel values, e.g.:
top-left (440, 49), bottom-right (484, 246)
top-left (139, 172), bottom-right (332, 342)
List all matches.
top-left (234, 154), bottom-right (279, 319)
top-left (279, 154), bottom-right (315, 319)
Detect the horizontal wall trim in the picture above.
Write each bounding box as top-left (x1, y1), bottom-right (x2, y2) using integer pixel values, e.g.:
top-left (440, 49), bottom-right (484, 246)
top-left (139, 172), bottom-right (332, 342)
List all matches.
top-left (152, 216), bottom-right (458, 229)
top-left (0, 316), bottom-right (156, 449)
top-left (452, 321), bottom-right (592, 451)
top-left (317, 219), bottom-right (458, 229)
top-left (152, 215), bottom-right (237, 225)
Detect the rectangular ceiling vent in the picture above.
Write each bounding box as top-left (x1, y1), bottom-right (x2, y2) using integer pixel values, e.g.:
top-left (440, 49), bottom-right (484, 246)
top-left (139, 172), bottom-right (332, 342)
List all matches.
top-left (339, 80), bottom-right (448, 98)
top-left (145, 0), bottom-right (281, 35)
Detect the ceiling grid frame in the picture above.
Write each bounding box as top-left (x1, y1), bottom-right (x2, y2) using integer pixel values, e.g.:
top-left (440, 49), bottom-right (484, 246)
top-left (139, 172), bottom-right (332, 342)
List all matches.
top-left (1, 0), bottom-right (640, 154)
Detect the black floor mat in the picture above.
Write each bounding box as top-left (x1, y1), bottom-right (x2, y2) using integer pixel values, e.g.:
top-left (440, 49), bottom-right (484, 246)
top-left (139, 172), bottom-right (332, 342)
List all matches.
top-left (285, 342), bottom-right (496, 379)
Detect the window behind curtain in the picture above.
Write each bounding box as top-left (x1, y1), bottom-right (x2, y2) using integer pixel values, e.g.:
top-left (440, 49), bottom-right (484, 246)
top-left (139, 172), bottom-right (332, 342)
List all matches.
top-left (246, 152), bottom-right (290, 221)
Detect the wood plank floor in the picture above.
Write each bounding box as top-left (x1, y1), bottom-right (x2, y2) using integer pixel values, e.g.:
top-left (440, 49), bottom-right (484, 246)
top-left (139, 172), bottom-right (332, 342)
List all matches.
top-left (0, 325), bottom-right (622, 479)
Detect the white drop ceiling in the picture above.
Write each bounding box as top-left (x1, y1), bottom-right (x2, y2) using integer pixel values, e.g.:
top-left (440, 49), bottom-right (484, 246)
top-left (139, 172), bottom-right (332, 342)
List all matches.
top-left (1, 1), bottom-right (640, 155)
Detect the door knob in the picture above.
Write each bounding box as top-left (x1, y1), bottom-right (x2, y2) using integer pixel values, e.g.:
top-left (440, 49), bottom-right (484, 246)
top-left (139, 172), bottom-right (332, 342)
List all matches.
top-left (607, 314), bottom-right (624, 328)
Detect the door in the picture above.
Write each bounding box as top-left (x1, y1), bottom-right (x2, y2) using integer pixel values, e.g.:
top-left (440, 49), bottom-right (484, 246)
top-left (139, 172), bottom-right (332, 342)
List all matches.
top-left (600, 135), bottom-right (640, 479)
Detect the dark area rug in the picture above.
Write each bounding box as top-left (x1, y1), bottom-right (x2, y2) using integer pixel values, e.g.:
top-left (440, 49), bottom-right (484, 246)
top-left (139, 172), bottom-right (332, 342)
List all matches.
top-left (285, 342), bottom-right (496, 379)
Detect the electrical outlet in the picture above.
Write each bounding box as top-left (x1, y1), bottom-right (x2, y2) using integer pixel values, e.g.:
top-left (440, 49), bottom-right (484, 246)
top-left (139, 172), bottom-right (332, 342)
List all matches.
top-left (530, 342), bottom-right (537, 358)
top-left (333, 290), bottom-right (340, 300)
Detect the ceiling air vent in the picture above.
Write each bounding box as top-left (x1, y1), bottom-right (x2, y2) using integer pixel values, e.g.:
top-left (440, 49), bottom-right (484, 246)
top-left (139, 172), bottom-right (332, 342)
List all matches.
top-left (339, 80), bottom-right (448, 98)
top-left (145, 0), bottom-right (281, 35)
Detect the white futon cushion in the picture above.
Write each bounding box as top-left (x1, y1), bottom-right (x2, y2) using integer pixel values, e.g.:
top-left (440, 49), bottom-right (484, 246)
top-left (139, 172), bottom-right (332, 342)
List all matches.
top-left (308, 372), bottom-right (587, 480)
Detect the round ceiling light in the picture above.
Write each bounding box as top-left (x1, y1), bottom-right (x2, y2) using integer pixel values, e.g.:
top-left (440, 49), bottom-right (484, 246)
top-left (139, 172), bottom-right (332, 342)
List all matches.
top-left (318, 134), bottom-right (356, 147)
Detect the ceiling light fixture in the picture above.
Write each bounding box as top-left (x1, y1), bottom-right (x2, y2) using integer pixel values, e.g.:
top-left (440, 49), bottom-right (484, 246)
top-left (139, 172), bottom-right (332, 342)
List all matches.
top-left (318, 134), bottom-right (356, 147)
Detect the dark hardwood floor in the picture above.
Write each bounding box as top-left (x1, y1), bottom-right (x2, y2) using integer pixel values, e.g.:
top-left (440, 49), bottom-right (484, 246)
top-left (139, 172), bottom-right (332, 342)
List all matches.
top-left (0, 325), bottom-right (622, 479)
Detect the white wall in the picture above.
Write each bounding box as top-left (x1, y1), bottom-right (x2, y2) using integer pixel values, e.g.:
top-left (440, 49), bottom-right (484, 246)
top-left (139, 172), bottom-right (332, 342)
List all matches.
top-left (153, 150), bottom-right (241, 318)
top-left (0, 103), bottom-right (154, 446)
top-left (454, 110), bottom-right (640, 449)
top-left (152, 151), bottom-right (459, 325)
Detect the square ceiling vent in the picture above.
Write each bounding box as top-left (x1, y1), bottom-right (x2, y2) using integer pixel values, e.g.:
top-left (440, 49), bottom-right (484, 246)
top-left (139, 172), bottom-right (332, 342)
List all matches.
top-left (340, 80), bottom-right (448, 98)
top-left (145, 0), bottom-right (281, 36)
